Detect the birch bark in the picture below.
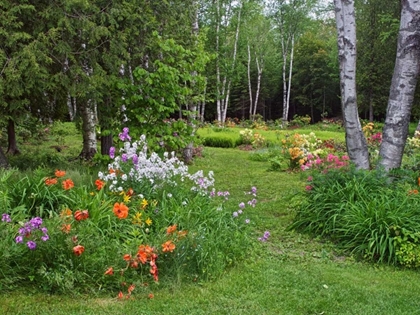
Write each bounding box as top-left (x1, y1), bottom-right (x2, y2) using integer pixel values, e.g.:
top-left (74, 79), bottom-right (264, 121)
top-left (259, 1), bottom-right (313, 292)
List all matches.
top-left (378, 0), bottom-right (420, 170)
top-left (334, 0), bottom-right (370, 169)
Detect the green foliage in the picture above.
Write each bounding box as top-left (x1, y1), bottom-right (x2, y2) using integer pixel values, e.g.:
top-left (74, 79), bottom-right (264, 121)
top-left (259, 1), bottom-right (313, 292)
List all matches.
top-left (202, 136), bottom-right (239, 148)
top-left (393, 227), bottom-right (420, 268)
top-left (290, 167), bottom-right (420, 265)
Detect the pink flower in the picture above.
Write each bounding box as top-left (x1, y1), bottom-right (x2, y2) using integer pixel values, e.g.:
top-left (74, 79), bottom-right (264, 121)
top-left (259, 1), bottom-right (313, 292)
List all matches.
top-left (305, 185), bottom-right (313, 191)
top-left (307, 176), bottom-right (313, 181)
top-left (342, 155), bottom-right (349, 161)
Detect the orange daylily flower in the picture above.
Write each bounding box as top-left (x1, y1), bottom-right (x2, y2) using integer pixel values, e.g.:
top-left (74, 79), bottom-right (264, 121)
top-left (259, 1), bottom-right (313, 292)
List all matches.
top-left (45, 177), bottom-right (58, 186)
top-left (74, 210), bottom-right (89, 221)
top-left (113, 202), bottom-right (129, 219)
top-left (177, 230), bottom-right (188, 239)
top-left (162, 240), bottom-right (176, 253)
top-left (148, 293), bottom-right (154, 299)
top-left (55, 170), bottom-right (66, 177)
top-left (62, 179), bottom-right (74, 190)
top-left (418, 177), bottom-right (420, 186)
top-left (127, 284), bottom-right (135, 294)
top-left (117, 291), bottom-right (124, 299)
top-left (73, 245), bottom-right (85, 256)
top-left (130, 260), bottom-right (139, 268)
top-left (60, 208), bottom-right (72, 217)
top-left (104, 267), bottom-right (114, 275)
top-left (95, 179), bottom-right (105, 190)
top-left (166, 224), bottom-right (177, 235)
top-left (61, 224), bottom-right (71, 234)
top-left (123, 254), bottom-right (132, 261)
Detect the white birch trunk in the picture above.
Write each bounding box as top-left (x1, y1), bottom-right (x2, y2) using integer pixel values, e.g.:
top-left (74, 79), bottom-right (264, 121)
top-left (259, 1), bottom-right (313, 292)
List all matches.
top-left (334, 0), bottom-right (370, 170)
top-left (281, 36), bottom-right (289, 126)
top-left (253, 54), bottom-right (263, 117)
top-left (378, 0), bottom-right (420, 170)
top-left (79, 100), bottom-right (98, 159)
top-left (285, 34), bottom-right (295, 123)
top-left (216, 0), bottom-right (222, 123)
top-left (247, 44), bottom-right (254, 119)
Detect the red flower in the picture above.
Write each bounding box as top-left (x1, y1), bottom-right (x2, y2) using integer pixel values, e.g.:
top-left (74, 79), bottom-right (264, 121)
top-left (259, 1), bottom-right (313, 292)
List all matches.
top-left (117, 291), bottom-right (124, 299)
top-left (45, 177), bottom-right (58, 186)
top-left (62, 179), bottom-right (74, 190)
top-left (95, 179), bottom-right (105, 190)
top-left (74, 210), bottom-right (89, 221)
top-left (123, 254), bottom-right (131, 261)
top-left (148, 293), bottom-right (154, 299)
top-left (104, 267), bottom-right (114, 275)
top-left (55, 170), bottom-right (66, 177)
top-left (73, 245), bottom-right (85, 256)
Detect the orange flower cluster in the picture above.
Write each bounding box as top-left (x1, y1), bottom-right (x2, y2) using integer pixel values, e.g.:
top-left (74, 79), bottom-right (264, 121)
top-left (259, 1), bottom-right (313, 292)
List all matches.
top-left (45, 178), bottom-right (58, 186)
top-left (95, 179), bottom-right (105, 190)
top-left (73, 245), bottom-right (85, 256)
top-left (166, 224), bottom-right (177, 235)
top-left (113, 245), bottom-right (159, 282)
top-left (55, 170), bottom-right (66, 177)
top-left (113, 202), bottom-right (129, 219)
top-left (74, 210), bottom-right (89, 221)
top-left (62, 179), bottom-right (74, 190)
top-left (162, 240), bottom-right (175, 253)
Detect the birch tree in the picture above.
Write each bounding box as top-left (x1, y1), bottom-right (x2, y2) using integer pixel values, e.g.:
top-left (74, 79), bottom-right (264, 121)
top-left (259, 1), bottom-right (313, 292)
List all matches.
top-left (378, 0), bottom-right (420, 170)
top-left (271, 0), bottom-right (315, 126)
top-left (214, 0), bottom-right (242, 124)
top-left (334, 0), bottom-right (370, 169)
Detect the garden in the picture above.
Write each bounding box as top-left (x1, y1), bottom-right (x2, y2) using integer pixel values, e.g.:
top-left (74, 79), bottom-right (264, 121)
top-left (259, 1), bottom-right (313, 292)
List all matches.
top-left (2, 119), bottom-right (420, 315)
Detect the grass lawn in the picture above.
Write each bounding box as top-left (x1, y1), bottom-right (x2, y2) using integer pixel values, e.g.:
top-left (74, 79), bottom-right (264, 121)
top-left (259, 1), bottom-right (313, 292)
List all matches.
top-left (2, 127), bottom-right (420, 314)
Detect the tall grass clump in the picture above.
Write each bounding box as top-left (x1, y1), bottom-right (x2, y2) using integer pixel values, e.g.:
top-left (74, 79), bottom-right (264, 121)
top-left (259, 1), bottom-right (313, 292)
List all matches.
top-left (0, 128), bottom-right (255, 297)
top-left (289, 166), bottom-right (420, 266)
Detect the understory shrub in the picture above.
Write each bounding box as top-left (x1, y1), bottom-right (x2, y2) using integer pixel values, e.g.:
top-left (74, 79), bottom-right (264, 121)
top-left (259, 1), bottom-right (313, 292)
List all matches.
top-left (289, 166), bottom-right (420, 265)
top-left (0, 129), bottom-right (254, 297)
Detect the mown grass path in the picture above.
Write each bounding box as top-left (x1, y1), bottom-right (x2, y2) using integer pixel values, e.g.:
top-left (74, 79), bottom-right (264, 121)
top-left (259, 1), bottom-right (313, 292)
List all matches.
top-left (3, 147), bottom-right (420, 314)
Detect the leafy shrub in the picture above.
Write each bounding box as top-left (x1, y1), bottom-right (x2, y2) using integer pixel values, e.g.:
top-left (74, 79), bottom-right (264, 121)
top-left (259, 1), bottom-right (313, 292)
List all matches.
top-left (202, 136), bottom-right (239, 148)
top-left (289, 167), bottom-right (420, 265)
top-left (0, 129), bottom-right (254, 296)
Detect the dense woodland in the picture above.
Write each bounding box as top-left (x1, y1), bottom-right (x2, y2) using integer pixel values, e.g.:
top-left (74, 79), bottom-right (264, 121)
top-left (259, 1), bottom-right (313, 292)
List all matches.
top-left (0, 0), bottom-right (414, 165)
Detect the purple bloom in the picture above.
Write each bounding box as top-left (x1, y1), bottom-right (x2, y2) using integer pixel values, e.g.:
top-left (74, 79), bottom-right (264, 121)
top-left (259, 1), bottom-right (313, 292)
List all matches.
top-left (258, 230), bottom-right (270, 242)
top-left (2, 213), bottom-right (11, 223)
top-left (251, 186), bottom-right (257, 194)
top-left (122, 153), bottom-right (128, 162)
top-left (41, 227), bottom-right (48, 234)
top-left (132, 154), bottom-right (138, 165)
top-left (238, 202), bottom-right (245, 209)
top-left (233, 211), bottom-right (238, 218)
top-left (238, 210), bottom-right (243, 214)
top-left (41, 235), bottom-right (49, 242)
top-left (109, 146), bottom-right (116, 159)
top-left (15, 235), bottom-right (23, 243)
top-left (30, 217), bottom-right (43, 228)
top-left (27, 241), bottom-right (37, 250)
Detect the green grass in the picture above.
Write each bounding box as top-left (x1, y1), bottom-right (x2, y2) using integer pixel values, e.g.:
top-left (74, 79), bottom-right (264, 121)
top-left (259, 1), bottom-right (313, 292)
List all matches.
top-left (2, 124), bottom-right (420, 314)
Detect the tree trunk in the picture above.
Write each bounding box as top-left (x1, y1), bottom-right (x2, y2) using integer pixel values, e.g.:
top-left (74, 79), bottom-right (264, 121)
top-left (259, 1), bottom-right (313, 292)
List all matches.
top-left (79, 101), bottom-right (97, 160)
top-left (334, 0), bottom-right (370, 169)
top-left (100, 133), bottom-right (113, 156)
top-left (378, 0), bottom-right (420, 170)
top-left (7, 119), bottom-right (20, 155)
top-left (247, 43), bottom-right (253, 120)
top-left (0, 146), bottom-right (9, 169)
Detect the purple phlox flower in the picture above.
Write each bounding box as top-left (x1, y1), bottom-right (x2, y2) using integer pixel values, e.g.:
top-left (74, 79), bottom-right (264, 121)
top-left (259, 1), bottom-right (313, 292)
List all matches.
top-left (27, 241), bottom-right (37, 250)
top-left (238, 210), bottom-right (243, 215)
top-left (258, 230), bottom-right (270, 242)
top-left (119, 127), bottom-right (131, 141)
top-left (233, 211), bottom-right (238, 218)
top-left (15, 235), bottom-right (23, 243)
top-left (251, 186), bottom-right (257, 195)
top-left (132, 154), bottom-right (139, 165)
top-left (1, 213), bottom-right (11, 223)
top-left (247, 199), bottom-right (257, 207)
top-left (109, 146), bottom-right (116, 159)
top-left (41, 227), bottom-right (48, 234)
top-left (122, 153), bottom-right (128, 162)
top-left (29, 217), bottom-right (43, 229)
top-left (238, 202), bottom-right (245, 209)
top-left (41, 235), bottom-right (49, 242)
